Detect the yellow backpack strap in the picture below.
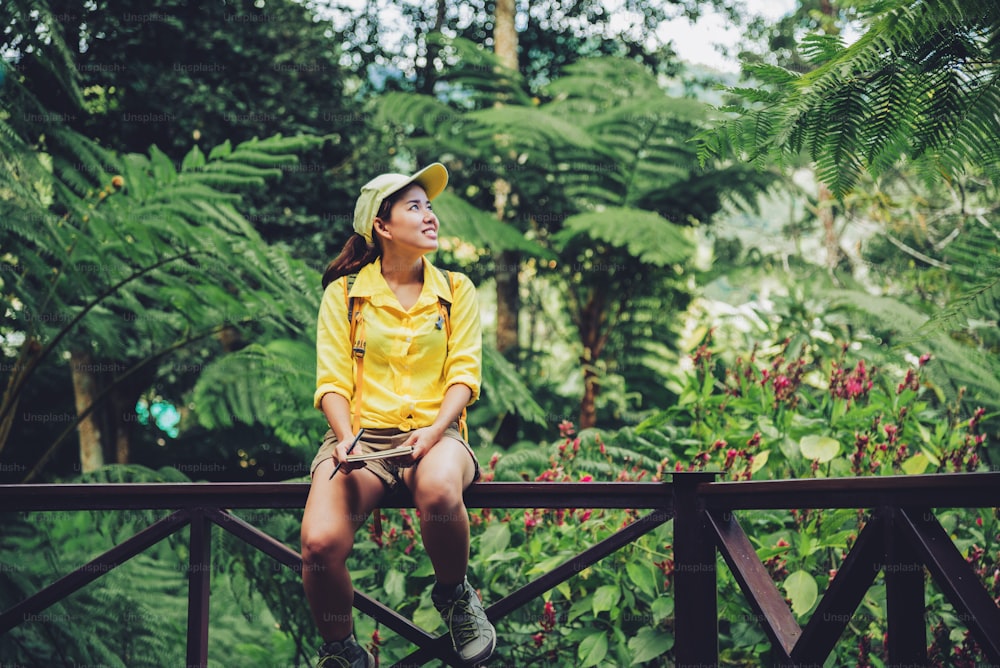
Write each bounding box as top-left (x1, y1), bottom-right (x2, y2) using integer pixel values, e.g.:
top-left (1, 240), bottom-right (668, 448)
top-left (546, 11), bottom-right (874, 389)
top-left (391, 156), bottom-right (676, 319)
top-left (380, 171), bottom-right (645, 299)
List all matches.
top-left (344, 274), bottom-right (365, 435)
top-left (439, 269), bottom-right (468, 443)
top-left (345, 273), bottom-right (380, 533)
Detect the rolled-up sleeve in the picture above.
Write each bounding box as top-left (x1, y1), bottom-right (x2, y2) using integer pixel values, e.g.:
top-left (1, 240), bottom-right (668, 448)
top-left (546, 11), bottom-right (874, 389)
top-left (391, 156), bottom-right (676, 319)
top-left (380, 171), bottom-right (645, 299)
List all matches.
top-left (443, 272), bottom-right (482, 403)
top-left (314, 279), bottom-right (354, 409)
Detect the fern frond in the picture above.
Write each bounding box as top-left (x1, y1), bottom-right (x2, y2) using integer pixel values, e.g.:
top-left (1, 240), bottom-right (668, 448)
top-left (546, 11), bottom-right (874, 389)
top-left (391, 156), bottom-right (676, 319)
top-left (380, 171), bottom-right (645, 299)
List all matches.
top-left (553, 208), bottom-right (695, 267)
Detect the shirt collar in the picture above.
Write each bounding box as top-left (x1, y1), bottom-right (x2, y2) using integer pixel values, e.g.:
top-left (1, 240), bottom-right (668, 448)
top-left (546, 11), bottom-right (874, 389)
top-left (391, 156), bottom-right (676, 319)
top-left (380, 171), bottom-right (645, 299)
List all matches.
top-left (348, 257), bottom-right (452, 305)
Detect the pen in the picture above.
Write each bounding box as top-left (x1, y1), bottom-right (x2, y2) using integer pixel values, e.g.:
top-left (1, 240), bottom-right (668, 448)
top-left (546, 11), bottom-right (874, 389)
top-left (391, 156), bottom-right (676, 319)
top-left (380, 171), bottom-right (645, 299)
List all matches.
top-left (329, 428), bottom-right (366, 480)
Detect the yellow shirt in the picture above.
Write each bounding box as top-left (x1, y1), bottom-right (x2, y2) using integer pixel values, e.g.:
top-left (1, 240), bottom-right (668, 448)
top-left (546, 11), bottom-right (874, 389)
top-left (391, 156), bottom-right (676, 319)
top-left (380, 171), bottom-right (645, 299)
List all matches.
top-left (314, 257), bottom-right (482, 431)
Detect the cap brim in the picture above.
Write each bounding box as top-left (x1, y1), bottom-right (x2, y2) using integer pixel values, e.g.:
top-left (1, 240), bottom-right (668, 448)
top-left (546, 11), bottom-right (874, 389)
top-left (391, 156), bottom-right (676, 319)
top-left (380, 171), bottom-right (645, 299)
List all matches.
top-left (409, 162), bottom-right (448, 201)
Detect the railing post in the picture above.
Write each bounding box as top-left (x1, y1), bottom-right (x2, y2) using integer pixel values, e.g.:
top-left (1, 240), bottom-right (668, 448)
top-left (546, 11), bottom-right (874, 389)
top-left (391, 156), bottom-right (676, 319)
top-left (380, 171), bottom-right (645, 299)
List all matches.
top-left (884, 506), bottom-right (927, 666)
top-left (672, 472), bottom-right (718, 668)
top-left (186, 508), bottom-right (211, 668)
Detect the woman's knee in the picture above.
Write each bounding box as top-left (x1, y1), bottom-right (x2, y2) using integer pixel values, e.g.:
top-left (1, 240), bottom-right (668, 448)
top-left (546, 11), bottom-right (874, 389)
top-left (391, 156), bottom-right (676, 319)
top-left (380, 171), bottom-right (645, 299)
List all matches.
top-left (300, 523), bottom-right (353, 565)
top-left (413, 479), bottom-right (466, 520)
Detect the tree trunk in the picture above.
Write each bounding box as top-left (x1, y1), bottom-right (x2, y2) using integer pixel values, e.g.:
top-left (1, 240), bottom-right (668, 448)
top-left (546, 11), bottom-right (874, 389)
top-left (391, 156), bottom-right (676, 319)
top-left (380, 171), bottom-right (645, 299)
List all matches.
top-left (70, 349), bottom-right (104, 472)
top-left (576, 289), bottom-right (609, 430)
top-left (418, 0), bottom-right (448, 94)
top-left (493, 0), bottom-right (520, 355)
top-left (818, 182), bottom-right (843, 271)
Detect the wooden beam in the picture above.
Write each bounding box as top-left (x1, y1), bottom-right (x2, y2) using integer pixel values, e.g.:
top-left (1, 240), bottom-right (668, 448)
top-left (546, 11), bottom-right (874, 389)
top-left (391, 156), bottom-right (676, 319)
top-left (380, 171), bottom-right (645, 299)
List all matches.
top-left (707, 509), bottom-right (799, 659)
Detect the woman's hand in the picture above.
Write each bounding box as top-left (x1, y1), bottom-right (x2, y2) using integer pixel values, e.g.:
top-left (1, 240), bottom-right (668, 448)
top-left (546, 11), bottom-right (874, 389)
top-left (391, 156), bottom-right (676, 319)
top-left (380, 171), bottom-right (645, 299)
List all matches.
top-left (400, 425), bottom-right (446, 465)
top-left (332, 435), bottom-right (368, 474)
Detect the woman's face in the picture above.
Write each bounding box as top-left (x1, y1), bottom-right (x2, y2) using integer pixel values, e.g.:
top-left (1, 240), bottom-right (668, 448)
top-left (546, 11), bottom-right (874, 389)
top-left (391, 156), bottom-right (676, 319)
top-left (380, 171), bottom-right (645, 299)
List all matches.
top-left (376, 184), bottom-right (439, 253)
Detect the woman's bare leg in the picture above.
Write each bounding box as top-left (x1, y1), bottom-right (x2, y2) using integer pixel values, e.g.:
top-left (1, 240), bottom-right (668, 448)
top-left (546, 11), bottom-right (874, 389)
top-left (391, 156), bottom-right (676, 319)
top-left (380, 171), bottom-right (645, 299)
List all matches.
top-left (403, 437), bottom-right (477, 585)
top-left (301, 462), bottom-right (386, 641)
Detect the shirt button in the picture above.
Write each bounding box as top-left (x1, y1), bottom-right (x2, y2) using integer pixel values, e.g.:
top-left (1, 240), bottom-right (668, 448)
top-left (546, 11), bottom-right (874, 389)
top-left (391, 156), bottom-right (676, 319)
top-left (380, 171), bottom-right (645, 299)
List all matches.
top-left (405, 336), bottom-right (412, 342)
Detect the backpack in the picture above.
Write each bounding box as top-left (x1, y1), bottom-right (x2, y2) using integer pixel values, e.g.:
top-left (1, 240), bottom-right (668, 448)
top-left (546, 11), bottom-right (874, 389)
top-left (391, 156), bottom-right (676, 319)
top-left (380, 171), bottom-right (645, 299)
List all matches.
top-left (343, 267), bottom-right (468, 440)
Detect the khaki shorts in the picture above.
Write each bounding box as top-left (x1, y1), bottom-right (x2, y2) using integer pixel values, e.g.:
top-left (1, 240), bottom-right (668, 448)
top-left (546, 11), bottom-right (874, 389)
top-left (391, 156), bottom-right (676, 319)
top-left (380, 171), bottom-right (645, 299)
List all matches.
top-left (310, 424), bottom-right (479, 490)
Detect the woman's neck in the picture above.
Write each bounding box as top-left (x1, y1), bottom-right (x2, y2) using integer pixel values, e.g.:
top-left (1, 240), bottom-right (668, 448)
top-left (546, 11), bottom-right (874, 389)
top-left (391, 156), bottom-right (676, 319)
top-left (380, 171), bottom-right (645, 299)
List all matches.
top-left (379, 251), bottom-right (424, 287)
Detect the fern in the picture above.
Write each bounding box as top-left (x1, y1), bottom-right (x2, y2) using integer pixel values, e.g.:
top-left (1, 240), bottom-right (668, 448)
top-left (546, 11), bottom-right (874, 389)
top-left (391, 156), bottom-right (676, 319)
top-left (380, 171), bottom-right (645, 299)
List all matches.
top-left (553, 208), bottom-right (695, 267)
top-left (0, 465), bottom-right (300, 665)
top-left (701, 0), bottom-right (1000, 197)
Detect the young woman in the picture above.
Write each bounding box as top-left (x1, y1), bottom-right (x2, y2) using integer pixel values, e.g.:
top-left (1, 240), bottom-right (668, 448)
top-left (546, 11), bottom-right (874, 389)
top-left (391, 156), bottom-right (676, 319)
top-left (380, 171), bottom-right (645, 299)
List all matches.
top-left (301, 163), bottom-right (495, 667)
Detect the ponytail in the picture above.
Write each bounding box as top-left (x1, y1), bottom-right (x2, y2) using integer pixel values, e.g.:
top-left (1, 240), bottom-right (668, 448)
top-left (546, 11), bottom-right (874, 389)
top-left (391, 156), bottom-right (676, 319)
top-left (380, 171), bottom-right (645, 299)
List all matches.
top-left (321, 234), bottom-right (380, 289)
top-left (322, 187), bottom-right (406, 289)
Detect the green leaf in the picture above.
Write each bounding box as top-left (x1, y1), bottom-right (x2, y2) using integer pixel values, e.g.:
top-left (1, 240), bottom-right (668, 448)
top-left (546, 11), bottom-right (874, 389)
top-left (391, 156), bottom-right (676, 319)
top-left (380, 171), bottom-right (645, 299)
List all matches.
top-left (554, 208), bottom-right (695, 267)
top-left (750, 449), bottom-right (770, 474)
top-left (628, 626), bottom-right (674, 664)
top-left (901, 452), bottom-right (930, 475)
top-left (783, 570), bottom-right (818, 617)
top-left (799, 435), bottom-right (840, 463)
top-left (625, 560), bottom-right (658, 598)
top-left (651, 596), bottom-right (674, 624)
top-left (181, 144), bottom-right (206, 171)
top-left (578, 631), bottom-right (609, 668)
top-left (478, 522), bottom-right (511, 555)
top-left (413, 604), bottom-right (442, 632)
top-left (592, 583), bottom-right (621, 615)
top-left (384, 569), bottom-right (406, 606)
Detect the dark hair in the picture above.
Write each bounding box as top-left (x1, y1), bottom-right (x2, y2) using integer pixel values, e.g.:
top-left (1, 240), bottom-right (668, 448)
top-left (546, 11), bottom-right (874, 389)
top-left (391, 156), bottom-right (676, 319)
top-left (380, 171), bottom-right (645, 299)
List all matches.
top-left (320, 189), bottom-right (403, 289)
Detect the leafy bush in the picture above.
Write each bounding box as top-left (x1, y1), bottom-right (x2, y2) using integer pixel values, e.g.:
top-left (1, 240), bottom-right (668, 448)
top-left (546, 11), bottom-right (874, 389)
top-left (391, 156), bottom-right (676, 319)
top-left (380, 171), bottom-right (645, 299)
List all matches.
top-left (3, 335), bottom-right (995, 666)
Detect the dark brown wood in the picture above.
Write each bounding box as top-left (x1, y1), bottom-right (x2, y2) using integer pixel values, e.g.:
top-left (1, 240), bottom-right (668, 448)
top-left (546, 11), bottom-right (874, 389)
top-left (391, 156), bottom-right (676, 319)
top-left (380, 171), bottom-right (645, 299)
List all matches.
top-left (898, 507), bottom-right (1000, 664)
top-left (699, 472), bottom-right (1000, 510)
top-left (0, 509), bottom-right (189, 634)
top-left (673, 472), bottom-right (718, 667)
top-left (884, 507), bottom-right (928, 666)
top-left (708, 509), bottom-right (799, 658)
top-left (0, 481), bottom-right (670, 511)
top-left (792, 514), bottom-right (884, 665)
top-left (186, 509), bottom-right (211, 668)
top-left (3, 473), bottom-right (1000, 666)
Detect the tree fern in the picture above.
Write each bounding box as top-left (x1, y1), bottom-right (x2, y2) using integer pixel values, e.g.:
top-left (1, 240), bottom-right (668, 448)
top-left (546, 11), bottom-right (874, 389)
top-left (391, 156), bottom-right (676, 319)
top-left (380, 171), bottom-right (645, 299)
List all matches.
top-left (1, 122), bottom-right (324, 473)
top-left (701, 0), bottom-right (1000, 197)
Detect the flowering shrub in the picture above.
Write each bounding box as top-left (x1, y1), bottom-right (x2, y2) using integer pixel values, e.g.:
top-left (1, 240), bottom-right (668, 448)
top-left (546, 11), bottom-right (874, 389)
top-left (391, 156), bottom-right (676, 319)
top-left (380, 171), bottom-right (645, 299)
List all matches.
top-left (343, 335), bottom-right (995, 666)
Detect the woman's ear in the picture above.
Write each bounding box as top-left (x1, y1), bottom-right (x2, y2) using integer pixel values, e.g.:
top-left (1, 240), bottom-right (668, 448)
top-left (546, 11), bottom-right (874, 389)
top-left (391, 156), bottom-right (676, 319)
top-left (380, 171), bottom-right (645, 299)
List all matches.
top-left (373, 217), bottom-right (391, 241)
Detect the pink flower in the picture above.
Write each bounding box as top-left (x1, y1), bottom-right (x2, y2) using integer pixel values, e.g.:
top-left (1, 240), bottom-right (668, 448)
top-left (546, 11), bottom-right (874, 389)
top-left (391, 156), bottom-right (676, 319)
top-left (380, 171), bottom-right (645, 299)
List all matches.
top-left (579, 474), bottom-right (593, 482)
top-left (542, 600), bottom-right (556, 631)
top-left (558, 420), bottom-right (576, 438)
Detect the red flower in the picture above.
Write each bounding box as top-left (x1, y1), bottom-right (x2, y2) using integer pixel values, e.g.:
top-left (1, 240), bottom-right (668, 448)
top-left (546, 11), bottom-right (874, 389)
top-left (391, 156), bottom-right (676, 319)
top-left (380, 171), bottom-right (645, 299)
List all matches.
top-left (542, 600), bottom-right (556, 631)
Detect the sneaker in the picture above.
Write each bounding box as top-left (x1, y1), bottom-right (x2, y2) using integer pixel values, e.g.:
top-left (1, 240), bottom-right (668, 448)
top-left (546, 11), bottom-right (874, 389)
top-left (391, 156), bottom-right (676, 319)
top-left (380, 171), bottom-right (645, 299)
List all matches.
top-left (316, 634), bottom-right (375, 668)
top-left (432, 578), bottom-right (497, 665)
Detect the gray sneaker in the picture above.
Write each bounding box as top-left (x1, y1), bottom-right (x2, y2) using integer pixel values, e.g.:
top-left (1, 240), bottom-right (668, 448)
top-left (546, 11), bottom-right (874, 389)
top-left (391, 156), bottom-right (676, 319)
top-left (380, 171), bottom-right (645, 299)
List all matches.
top-left (316, 634), bottom-right (375, 668)
top-left (432, 578), bottom-right (497, 665)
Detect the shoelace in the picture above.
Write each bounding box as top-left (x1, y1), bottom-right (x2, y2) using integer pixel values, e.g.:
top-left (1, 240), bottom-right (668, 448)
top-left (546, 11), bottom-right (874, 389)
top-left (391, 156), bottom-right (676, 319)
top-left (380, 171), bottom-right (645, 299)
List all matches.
top-left (447, 597), bottom-right (482, 647)
top-left (317, 654), bottom-right (351, 668)
top-left (317, 642), bottom-right (358, 668)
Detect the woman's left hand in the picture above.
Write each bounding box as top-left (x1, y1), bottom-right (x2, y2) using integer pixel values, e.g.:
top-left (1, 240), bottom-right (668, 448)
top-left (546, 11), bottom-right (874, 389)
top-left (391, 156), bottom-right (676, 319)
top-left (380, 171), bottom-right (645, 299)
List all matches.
top-left (400, 425), bottom-right (445, 465)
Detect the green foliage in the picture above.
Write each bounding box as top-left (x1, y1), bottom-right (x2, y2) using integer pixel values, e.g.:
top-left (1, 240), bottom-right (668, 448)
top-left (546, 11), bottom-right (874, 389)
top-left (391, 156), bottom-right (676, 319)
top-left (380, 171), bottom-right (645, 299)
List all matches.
top-left (0, 465), bottom-right (296, 666)
top-left (379, 47), bottom-right (776, 431)
top-left (700, 0), bottom-right (1000, 198)
top-left (0, 128), bottom-right (321, 477)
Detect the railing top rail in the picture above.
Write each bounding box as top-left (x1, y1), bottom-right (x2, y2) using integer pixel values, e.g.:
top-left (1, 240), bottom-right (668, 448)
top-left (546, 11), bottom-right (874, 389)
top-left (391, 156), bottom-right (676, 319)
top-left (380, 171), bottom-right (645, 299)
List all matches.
top-left (1, 472), bottom-right (996, 513)
top-left (0, 480), bottom-right (672, 512)
top-left (699, 471), bottom-right (1000, 510)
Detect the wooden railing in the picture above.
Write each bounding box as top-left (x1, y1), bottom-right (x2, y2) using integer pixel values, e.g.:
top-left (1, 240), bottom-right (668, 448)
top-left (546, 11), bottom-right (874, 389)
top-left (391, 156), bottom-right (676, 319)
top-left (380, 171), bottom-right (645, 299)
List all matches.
top-left (2, 472), bottom-right (999, 667)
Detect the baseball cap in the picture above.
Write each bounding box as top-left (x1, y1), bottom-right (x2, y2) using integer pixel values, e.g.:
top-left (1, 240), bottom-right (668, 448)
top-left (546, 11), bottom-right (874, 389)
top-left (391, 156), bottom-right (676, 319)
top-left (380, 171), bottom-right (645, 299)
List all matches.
top-left (353, 162), bottom-right (449, 244)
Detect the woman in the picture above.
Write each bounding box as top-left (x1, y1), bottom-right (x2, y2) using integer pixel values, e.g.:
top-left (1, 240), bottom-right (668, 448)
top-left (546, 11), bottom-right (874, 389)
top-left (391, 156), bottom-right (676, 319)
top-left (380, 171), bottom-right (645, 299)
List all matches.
top-left (301, 163), bottom-right (495, 668)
